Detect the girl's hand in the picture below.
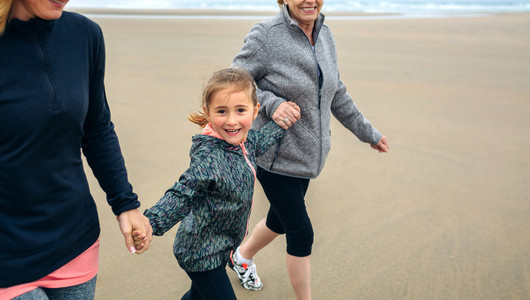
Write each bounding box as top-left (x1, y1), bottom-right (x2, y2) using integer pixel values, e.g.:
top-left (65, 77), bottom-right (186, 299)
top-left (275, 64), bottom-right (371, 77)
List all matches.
top-left (132, 230), bottom-right (148, 248)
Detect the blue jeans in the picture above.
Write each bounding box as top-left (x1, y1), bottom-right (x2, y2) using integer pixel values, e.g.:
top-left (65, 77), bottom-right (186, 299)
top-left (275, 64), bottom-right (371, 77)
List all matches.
top-left (12, 276), bottom-right (97, 300)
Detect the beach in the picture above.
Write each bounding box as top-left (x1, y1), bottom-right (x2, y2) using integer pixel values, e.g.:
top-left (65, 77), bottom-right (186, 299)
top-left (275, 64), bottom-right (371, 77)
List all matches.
top-left (74, 9), bottom-right (530, 299)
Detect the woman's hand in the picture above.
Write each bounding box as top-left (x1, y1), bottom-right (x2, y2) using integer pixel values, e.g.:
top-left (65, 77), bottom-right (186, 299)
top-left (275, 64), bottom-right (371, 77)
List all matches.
top-left (117, 209), bottom-right (153, 254)
top-left (370, 135), bottom-right (389, 153)
top-left (273, 101), bottom-right (301, 129)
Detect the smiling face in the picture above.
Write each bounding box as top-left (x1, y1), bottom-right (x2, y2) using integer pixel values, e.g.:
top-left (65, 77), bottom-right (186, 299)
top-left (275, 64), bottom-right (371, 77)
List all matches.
top-left (204, 87), bottom-right (260, 145)
top-left (284, 0), bottom-right (323, 28)
top-left (12, 0), bottom-right (69, 21)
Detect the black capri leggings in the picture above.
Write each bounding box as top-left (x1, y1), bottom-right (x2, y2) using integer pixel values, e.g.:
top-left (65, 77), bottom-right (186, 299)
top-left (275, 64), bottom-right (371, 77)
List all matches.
top-left (257, 167), bottom-right (314, 257)
top-left (182, 261), bottom-right (236, 300)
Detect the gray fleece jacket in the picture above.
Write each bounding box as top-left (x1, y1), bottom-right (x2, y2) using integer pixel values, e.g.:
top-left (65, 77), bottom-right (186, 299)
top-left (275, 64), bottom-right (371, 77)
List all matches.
top-left (232, 6), bottom-right (382, 179)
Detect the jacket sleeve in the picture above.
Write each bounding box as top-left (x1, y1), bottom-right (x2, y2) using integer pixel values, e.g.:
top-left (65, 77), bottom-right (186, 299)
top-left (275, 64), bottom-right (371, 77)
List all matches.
top-left (143, 175), bottom-right (197, 236)
top-left (252, 121), bottom-right (285, 157)
top-left (330, 72), bottom-right (383, 145)
top-left (231, 24), bottom-right (285, 118)
top-left (143, 155), bottom-right (210, 236)
top-left (81, 22), bottom-right (140, 216)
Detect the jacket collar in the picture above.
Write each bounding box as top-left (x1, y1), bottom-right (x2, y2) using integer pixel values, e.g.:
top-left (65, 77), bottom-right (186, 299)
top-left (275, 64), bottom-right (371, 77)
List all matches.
top-left (193, 124), bottom-right (246, 155)
top-left (8, 17), bottom-right (55, 35)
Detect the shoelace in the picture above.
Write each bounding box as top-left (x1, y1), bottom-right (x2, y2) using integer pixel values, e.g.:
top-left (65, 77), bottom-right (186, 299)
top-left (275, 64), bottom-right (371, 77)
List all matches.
top-left (243, 263), bottom-right (259, 283)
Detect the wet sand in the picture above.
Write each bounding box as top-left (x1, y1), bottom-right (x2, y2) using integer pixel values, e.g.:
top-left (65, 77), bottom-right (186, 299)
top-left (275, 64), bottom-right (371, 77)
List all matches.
top-left (75, 9), bottom-right (530, 299)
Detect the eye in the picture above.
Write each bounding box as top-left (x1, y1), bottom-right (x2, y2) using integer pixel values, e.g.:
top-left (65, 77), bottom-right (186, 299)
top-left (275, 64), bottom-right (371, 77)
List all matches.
top-left (237, 108), bottom-right (247, 113)
top-left (216, 109), bottom-right (226, 114)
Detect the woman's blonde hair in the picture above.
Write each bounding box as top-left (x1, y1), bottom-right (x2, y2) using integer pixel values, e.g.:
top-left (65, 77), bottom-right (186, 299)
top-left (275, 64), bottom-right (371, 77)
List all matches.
top-left (0, 0), bottom-right (13, 35)
top-left (277, 0), bottom-right (284, 8)
top-left (188, 68), bottom-right (258, 127)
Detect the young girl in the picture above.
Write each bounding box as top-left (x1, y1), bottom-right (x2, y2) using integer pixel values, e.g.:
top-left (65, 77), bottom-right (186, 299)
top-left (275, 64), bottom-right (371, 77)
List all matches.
top-left (142, 68), bottom-right (298, 299)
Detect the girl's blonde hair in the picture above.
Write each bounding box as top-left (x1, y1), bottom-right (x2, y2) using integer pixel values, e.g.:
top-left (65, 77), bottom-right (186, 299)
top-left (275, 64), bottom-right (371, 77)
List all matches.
top-left (0, 0), bottom-right (13, 35)
top-left (277, 0), bottom-right (285, 8)
top-left (188, 68), bottom-right (258, 127)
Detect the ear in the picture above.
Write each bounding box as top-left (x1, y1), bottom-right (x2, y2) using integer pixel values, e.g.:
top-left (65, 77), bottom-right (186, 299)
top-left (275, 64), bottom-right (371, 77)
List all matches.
top-left (203, 105), bottom-right (211, 121)
top-left (252, 103), bottom-right (260, 120)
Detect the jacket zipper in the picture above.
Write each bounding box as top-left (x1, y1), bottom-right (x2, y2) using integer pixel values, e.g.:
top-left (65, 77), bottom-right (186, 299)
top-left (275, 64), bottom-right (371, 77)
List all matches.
top-left (305, 28), bottom-right (324, 175)
top-left (35, 34), bottom-right (60, 111)
top-left (270, 15), bottom-right (325, 173)
top-left (240, 143), bottom-right (256, 238)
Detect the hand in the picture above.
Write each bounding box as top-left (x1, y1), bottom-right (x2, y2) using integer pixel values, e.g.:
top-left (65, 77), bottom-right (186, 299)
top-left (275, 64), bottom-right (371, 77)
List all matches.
top-left (132, 229), bottom-right (147, 248)
top-left (370, 135), bottom-right (389, 153)
top-left (117, 209), bottom-right (153, 254)
top-left (272, 101), bottom-right (301, 129)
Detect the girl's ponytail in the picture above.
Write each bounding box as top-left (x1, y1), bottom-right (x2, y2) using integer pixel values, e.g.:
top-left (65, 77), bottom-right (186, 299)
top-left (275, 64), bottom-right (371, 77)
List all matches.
top-left (188, 112), bottom-right (209, 127)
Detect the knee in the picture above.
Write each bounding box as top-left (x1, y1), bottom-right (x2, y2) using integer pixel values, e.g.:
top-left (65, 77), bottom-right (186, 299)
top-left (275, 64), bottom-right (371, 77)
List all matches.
top-left (286, 222), bottom-right (314, 257)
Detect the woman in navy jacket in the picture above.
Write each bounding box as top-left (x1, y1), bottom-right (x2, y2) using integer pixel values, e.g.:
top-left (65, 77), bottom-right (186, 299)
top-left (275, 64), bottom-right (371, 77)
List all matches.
top-left (0, 0), bottom-right (152, 298)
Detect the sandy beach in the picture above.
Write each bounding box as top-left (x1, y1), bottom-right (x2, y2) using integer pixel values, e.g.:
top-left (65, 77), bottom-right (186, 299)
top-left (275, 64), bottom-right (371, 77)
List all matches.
top-left (72, 9), bottom-right (530, 299)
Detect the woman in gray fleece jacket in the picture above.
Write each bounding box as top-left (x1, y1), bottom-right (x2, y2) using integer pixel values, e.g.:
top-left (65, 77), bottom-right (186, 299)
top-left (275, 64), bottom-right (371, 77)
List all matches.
top-left (229, 0), bottom-right (389, 298)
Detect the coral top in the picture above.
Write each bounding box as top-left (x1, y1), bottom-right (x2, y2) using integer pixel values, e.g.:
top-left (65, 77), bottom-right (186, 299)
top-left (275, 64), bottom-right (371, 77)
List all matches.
top-left (0, 240), bottom-right (99, 299)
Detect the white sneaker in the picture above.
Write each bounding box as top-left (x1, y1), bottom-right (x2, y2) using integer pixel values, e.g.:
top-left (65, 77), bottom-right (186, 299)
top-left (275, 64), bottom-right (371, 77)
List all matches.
top-left (228, 251), bottom-right (263, 291)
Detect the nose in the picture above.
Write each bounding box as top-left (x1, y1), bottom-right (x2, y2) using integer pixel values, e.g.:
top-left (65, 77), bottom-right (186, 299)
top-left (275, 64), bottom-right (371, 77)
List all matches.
top-left (226, 113), bottom-right (238, 125)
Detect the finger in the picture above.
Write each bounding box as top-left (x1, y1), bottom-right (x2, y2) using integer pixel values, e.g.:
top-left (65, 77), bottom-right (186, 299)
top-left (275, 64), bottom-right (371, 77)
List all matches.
top-left (291, 109), bottom-right (301, 120)
top-left (136, 240), bottom-right (150, 254)
top-left (123, 231), bottom-right (136, 254)
top-left (132, 231), bottom-right (147, 242)
top-left (287, 102), bottom-right (300, 112)
top-left (282, 116), bottom-right (292, 127)
top-left (285, 114), bottom-right (300, 126)
top-left (274, 118), bottom-right (289, 129)
top-left (144, 216), bottom-right (153, 242)
top-left (378, 137), bottom-right (389, 152)
top-left (136, 216), bottom-right (153, 254)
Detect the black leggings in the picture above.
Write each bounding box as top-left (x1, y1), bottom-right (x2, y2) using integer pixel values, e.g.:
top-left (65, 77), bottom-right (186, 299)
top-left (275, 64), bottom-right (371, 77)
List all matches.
top-left (257, 167), bottom-right (313, 257)
top-left (181, 262), bottom-right (236, 300)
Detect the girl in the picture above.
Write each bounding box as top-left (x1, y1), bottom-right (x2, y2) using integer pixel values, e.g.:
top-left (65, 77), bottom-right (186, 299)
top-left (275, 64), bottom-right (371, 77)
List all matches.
top-left (142, 68), bottom-right (298, 299)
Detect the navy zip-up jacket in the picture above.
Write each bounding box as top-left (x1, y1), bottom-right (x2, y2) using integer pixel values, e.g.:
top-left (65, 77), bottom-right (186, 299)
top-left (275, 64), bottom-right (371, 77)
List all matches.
top-left (0, 12), bottom-right (139, 287)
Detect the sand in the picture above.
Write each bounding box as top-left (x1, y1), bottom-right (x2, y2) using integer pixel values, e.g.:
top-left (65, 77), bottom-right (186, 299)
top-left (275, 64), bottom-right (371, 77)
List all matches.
top-left (72, 9), bottom-right (530, 299)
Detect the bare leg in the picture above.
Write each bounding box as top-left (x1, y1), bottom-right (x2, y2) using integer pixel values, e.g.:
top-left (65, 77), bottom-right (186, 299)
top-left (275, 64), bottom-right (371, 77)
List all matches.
top-left (239, 218), bottom-right (279, 259)
top-left (286, 254), bottom-right (311, 300)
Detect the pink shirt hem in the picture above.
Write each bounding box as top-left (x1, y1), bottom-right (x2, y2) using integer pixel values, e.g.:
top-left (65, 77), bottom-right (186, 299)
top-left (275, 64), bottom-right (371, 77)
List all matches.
top-left (0, 239), bottom-right (99, 299)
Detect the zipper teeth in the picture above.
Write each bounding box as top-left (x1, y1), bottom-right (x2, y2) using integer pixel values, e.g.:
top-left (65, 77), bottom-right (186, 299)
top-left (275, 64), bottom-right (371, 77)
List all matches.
top-left (309, 33), bottom-right (323, 174)
top-left (36, 36), bottom-right (60, 110)
top-left (240, 143), bottom-right (256, 238)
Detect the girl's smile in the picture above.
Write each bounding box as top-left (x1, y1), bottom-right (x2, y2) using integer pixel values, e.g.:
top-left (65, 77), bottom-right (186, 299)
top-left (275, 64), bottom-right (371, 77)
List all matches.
top-left (205, 88), bottom-right (259, 145)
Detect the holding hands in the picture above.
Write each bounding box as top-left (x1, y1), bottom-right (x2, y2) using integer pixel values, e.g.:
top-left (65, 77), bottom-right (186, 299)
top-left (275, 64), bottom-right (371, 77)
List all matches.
top-left (273, 101), bottom-right (301, 129)
top-left (117, 209), bottom-right (153, 254)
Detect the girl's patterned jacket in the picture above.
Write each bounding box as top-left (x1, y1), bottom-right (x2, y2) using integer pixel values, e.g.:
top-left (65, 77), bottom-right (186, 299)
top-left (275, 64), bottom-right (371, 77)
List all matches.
top-left (144, 121), bottom-right (284, 272)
